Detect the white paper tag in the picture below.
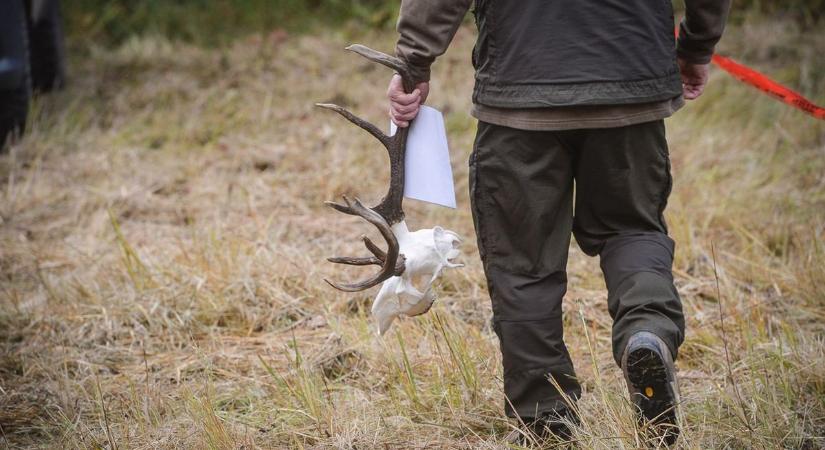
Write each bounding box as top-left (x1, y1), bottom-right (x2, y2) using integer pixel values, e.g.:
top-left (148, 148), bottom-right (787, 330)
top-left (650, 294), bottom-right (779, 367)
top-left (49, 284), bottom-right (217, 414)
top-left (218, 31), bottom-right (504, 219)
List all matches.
top-left (390, 105), bottom-right (457, 209)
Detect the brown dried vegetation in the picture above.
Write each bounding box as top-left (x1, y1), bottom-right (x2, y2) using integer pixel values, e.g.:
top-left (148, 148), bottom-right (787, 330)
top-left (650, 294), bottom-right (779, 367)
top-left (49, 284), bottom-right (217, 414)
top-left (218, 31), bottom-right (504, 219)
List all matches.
top-left (1, 19), bottom-right (824, 449)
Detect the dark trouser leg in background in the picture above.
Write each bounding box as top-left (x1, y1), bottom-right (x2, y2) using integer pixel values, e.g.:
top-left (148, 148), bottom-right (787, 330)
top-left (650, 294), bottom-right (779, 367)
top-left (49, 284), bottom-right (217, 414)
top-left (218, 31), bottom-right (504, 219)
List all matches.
top-left (571, 120), bottom-right (685, 364)
top-left (470, 122), bottom-right (580, 419)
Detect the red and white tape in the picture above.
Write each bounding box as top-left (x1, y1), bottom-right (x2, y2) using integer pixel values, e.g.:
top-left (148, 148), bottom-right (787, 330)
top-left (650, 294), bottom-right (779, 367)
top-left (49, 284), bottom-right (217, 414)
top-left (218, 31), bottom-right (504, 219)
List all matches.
top-left (675, 25), bottom-right (824, 120)
top-left (711, 53), bottom-right (825, 120)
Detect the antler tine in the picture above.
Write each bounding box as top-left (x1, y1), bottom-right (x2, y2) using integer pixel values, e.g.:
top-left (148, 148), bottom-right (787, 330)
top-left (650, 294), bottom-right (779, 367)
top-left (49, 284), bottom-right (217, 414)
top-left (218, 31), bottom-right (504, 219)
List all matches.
top-left (323, 196), bottom-right (403, 292)
top-left (327, 253), bottom-right (405, 276)
top-left (346, 44), bottom-right (414, 91)
top-left (326, 233), bottom-right (404, 275)
top-left (327, 256), bottom-right (381, 266)
top-left (327, 255), bottom-right (404, 274)
top-left (362, 236), bottom-right (386, 259)
top-left (315, 103), bottom-right (391, 148)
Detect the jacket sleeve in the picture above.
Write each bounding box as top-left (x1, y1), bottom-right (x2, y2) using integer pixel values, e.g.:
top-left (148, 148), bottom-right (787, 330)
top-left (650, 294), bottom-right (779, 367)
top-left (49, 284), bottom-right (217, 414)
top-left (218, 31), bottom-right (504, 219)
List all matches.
top-left (677, 0), bottom-right (732, 64)
top-left (395, 0), bottom-right (473, 84)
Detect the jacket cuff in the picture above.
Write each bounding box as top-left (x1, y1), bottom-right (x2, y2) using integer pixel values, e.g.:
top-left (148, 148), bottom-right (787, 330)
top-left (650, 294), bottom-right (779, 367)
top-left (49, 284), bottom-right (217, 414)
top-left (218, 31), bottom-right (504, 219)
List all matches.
top-left (676, 46), bottom-right (713, 64)
top-left (676, 22), bottom-right (715, 65)
top-left (406, 63), bottom-right (431, 84)
top-left (394, 42), bottom-right (432, 84)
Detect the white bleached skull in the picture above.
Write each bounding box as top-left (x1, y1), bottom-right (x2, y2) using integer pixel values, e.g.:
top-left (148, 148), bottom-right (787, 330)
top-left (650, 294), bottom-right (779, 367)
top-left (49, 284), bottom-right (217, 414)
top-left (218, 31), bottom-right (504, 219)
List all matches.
top-left (371, 221), bottom-right (462, 335)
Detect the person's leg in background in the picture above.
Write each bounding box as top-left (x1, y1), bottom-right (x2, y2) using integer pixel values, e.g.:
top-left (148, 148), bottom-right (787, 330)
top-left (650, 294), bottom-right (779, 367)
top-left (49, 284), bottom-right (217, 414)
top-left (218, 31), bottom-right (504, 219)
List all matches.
top-left (571, 119), bottom-right (685, 443)
top-left (469, 121), bottom-right (580, 434)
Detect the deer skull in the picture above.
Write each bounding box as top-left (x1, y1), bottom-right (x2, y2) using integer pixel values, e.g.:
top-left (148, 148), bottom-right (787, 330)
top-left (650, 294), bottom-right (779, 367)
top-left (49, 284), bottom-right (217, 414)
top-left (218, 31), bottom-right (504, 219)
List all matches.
top-left (317, 45), bottom-right (462, 335)
top-left (371, 222), bottom-right (462, 335)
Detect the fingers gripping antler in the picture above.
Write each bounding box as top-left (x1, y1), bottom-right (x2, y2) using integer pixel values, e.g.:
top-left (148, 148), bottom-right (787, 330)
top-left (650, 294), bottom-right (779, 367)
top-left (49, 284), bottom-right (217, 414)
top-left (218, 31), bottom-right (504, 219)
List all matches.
top-left (317, 45), bottom-right (413, 292)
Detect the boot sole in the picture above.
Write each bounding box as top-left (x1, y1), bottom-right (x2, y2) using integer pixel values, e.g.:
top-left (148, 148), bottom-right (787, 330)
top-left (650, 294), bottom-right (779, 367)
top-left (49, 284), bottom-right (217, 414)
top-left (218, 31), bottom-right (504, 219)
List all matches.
top-left (625, 347), bottom-right (680, 445)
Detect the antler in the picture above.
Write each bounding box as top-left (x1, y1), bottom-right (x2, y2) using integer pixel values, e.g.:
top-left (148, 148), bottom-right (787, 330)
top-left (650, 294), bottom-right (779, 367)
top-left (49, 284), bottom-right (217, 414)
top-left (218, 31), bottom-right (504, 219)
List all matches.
top-left (317, 44), bottom-right (414, 292)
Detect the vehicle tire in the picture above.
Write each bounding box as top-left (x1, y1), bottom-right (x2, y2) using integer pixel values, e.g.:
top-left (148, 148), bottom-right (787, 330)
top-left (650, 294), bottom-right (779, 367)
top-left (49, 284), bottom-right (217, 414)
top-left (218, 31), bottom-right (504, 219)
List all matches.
top-left (0, 0), bottom-right (32, 150)
top-left (26, 0), bottom-right (66, 92)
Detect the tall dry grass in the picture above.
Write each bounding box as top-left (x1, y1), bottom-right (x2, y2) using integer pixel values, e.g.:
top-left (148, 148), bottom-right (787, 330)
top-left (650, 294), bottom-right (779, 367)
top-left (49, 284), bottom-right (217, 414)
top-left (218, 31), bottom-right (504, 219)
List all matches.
top-left (1, 17), bottom-right (824, 449)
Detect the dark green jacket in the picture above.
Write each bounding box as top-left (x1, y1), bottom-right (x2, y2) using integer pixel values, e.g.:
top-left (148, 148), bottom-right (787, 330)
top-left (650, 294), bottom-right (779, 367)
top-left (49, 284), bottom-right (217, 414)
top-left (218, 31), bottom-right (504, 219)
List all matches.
top-left (396, 0), bottom-right (730, 108)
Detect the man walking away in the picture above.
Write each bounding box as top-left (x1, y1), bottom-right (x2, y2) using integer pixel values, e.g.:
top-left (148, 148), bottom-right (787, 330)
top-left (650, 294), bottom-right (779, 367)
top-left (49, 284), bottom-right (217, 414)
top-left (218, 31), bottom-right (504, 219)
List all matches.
top-left (387, 0), bottom-right (730, 445)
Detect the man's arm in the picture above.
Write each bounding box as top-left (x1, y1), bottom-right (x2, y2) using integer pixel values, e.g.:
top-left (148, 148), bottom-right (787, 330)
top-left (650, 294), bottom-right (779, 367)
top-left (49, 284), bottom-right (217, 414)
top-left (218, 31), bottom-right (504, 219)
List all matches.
top-left (678, 0), bottom-right (731, 64)
top-left (396, 0), bottom-right (473, 84)
top-left (676, 0), bottom-right (732, 100)
top-left (389, 0), bottom-right (472, 127)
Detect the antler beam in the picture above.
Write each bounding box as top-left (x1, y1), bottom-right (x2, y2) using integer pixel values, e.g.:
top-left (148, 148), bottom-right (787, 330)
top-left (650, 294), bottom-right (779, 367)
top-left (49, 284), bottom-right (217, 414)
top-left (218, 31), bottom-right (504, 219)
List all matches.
top-left (317, 45), bottom-right (415, 291)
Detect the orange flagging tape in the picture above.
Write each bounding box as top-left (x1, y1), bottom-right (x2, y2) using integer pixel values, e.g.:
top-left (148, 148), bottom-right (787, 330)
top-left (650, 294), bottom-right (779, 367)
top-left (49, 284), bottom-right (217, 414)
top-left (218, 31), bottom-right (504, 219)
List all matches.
top-left (711, 53), bottom-right (825, 120)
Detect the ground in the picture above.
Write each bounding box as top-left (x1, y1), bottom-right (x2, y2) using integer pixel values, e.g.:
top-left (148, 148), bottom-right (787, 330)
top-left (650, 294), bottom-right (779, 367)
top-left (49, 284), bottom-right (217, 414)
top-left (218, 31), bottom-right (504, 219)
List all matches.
top-left (1, 18), bottom-right (824, 450)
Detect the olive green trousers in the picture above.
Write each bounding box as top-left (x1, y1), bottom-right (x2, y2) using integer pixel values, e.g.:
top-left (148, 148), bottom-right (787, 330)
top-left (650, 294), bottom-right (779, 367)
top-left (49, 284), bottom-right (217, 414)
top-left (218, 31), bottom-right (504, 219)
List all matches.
top-left (469, 120), bottom-right (685, 419)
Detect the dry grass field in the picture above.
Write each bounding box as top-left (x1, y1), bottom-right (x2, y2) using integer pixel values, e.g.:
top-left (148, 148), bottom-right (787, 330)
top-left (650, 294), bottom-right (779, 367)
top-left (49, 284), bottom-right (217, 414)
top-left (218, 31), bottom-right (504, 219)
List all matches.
top-left (1, 16), bottom-right (824, 449)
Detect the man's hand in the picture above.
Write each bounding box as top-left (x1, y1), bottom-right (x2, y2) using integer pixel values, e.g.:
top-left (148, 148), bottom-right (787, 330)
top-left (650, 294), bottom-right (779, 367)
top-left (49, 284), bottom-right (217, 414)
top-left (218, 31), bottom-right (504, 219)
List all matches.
top-left (387, 74), bottom-right (429, 128)
top-left (678, 58), bottom-right (710, 100)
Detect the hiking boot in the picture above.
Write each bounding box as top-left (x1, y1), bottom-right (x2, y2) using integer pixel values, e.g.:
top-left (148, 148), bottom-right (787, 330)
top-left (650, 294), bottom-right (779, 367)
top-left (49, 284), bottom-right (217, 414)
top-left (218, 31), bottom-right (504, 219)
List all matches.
top-left (621, 331), bottom-right (680, 446)
top-left (504, 406), bottom-right (579, 447)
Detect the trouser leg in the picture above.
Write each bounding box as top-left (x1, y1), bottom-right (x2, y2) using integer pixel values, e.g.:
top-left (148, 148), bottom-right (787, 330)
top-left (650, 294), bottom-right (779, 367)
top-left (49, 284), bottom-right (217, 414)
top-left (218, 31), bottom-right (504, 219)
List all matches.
top-left (469, 121), bottom-right (580, 419)
top-left (571, 120), bottom-right (685, 365)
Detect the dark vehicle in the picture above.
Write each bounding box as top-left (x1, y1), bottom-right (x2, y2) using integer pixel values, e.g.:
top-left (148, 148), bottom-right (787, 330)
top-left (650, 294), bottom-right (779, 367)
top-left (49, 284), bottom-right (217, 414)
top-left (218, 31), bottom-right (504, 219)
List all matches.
top-left (1, 0), bottom-right (66, 148)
